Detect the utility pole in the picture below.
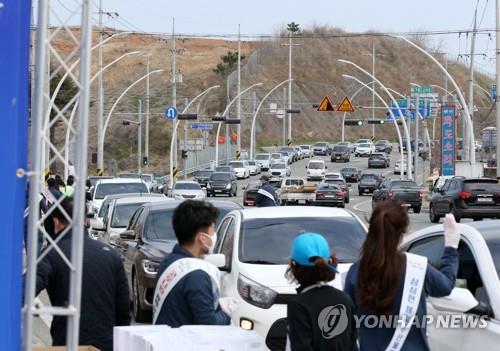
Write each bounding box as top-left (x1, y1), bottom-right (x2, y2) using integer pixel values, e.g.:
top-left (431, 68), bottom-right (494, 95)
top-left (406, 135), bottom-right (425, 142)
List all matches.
top-left (137, 99), bottom-right (142, 173)
top-left (184, 97), bottom-right (188, 179)
top-left (288, 31), bottom-right (292, 146)
top-left (237, 24), bottom-right (241, 158)
top-left (496, 0), bottom-right (500, 179)
top-left (172, 18), bottom-right (177, 169)
top-left (406, 95), bottom-right (412, 180)
top-left (283, 87), bottom-right (287, 146)
top-left (253, 91), bottom-right (257, 154)
top-left (414, 94), bottom-right (420, 184)
top-left (363, 43), bottom-right (384, 139)
top-left (97, 0), bottom-right (104, 175)
top-left (145, 55), bottom-right (150, 168)
top-left (465, 9), bottom-right (477, 163)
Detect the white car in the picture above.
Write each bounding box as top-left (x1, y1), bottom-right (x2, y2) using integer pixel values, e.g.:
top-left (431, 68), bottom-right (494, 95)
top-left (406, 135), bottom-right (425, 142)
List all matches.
top-left (300, 145), bottom-right (313, 158)
top-left (394, 159), bottom-right (415, 175)
top-left (270, 153), bottom-right (284, 163)
top-left (306, 159), bottom-right (327, 181)
top-left (255, 154), bottom-right (272, 171)
top-left (401, 221), bottom-right (500, 350)
top-left (205, 207), bottom-right (368, 344)
top-left (353, 138), bottom-right (371, 150)
top-left (89, 178), bottom-right (149, 216)
top-left (324, 172), bottom-right (344, 180)
top-left (229, 160), bottom-right (250, 179)
top-left (246, 160), bottom-right (261, 176)
top-left (118, 172), bottom-right (155, 192)
top-left (268, 162), bottom-right (291, 182)
top-left (170, 181), bottom-right (206, 200)
top-left (102, 196), bottom-right (169, 246)
top-left (278, 152), bottom-right (291, 165)
top-left (355, 143), bottom-right (375, 157)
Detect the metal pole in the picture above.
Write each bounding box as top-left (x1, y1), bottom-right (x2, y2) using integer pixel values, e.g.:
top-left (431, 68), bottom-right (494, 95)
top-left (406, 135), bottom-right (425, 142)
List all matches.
top-left (225, 122), bottom-right (229, 165)
top-left (172, 18), bottom-right (177, 169)
top-left (497, 0), bottom-right (500, 179)
top-left (184, 97), bottom-right (189, 179)
top-left (145, 55), bottom-right (150, 167)
top-left (237, 24), bottom-right (241, 156)
top-left (288, 32), bottom-right (292, 144)
top-left (253, 91), bottom-right (257, 154)
top-left (465, 9), bottom-right (477, 163)
top-left (138, 99), bottom-right (142, 173)
top-left (97, 0), bottom-right (104, 174)
top-left (283, 87), bottom-right (287, 146)
top-left (415, 94), bottom-right (420, 183)
top-left (406, 96), bottom-right (412, 180)
top-left (372, 43), bottom-right (376, 138)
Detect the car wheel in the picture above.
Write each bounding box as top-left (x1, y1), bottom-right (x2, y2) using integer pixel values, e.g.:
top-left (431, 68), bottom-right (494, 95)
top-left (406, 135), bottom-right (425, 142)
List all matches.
top-left (429, 205), bottom-right (440, 223)
top-left (345, 196), bottom-right (350, 204)
top-left (228, 191), bottom-right (232, 197)
top-left (413, 206), bottom-right (421, 214)
top-left (339, 202), bottom-right (345, 208)
top-left (133, 274), bottom-right (150, 323)
top-left (359, 191), bottom-right (363, 196)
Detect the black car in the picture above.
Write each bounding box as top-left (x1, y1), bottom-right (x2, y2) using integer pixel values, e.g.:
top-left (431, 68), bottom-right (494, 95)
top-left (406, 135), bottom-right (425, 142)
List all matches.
top-left (331, 145), bottom-right (350, 163)
top-left (358, 173), bottom-right (383, 196)
top-left (314, 183), bottom-right (345, 207)
top-left (368, 152), bottom-right (390, 168)
top-left (372, 179), bottom-right (423, 213)
top-left (340, 167), bottom-right (361, 183)
top-left (215, 165), bottom-right (234, 174)
top-left (193, 170), bottom-right (214, 188)
top-left (207, 172), bottom-right (238, 197)
top-left (243, 182), bottom-right (260, 206)
top-left (374, 140), bottom-right (393, 153)
top-left (429, 177), bottom-right (500, 223)
top-left (116, 200), bottom-right (243, 322)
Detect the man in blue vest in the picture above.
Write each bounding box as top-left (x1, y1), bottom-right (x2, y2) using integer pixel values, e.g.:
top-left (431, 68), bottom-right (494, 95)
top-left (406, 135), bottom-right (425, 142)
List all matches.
top-left (255, 174), bottom-right (277, 207)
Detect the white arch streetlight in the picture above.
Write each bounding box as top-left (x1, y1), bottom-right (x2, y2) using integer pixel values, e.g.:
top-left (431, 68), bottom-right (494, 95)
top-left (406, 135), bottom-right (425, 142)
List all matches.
top-left (169, 85), bottom-right (220, 187)
top-left (342, 75), bottom-right (406, 179)
top-left (250, 79), bottom-right (292, 159)
top-left (215, 82), bottom-right (263, 165)
top-left (338, 59), bottom-right (414, 179)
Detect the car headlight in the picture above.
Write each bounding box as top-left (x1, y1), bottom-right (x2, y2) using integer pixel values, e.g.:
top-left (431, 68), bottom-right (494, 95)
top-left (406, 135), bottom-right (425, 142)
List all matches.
top-left (237, 274), bottom-right (277, 309)
top-left (142, 259), bottom-right (160, 275)
top-left (226, 184), bottom-right (232, 190)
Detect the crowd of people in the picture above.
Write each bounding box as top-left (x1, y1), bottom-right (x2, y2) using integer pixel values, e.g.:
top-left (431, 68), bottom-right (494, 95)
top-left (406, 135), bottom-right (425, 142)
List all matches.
top-left (30, 174), bottom-right (460, 350)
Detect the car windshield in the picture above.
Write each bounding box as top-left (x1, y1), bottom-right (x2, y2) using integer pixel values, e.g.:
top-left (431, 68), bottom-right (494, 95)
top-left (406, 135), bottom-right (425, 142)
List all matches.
top-left (98, 200), bottom-right (111, 217)
top-left (300, 145), bottom-right (310, 149)
top-left (230, 162), bottom-right (244, 168)
top-left (485, 237), bottom-right (500, 278)
top-left (196, 171), bottom-right (213, 177)
top-left (174, 183), bottom-right (201, 190)
top-left (256, 154), bottom-right (269, 160)
top-left (314, 142), bottom-right (327, 147)
top-left (211, 173), bottom-right (231, 181)
top-left (280, 152), bottom-right (289, 156)
top-left (119, 173), bottom-right (140, 179)
top-left (284, 179), bottom-right (303, 186)
top-left (140, 175), bottom-right (152, 182)
top-left (308, 162), bottom-right (324, 169)
top-left (392, 181), bottom-right (418, 188)
top-left (271, 154), bottom-right (281, 159)
top-left (375, 141), bottom-right (388, 145)
top-left (342, 168), bottom-right (357, 172)
top-left (325, 179), bottom-right (345, 185)
top-left (239, 217), bottom-right (366, 264)
top-left (215, 167), bottom-right (231, 172)
top-left (333, 146), bottom-right (348, 152)
top-left (272, 163), bottom-right (286, 169)
top-left (247, 161), bottom-right (256, 166)
top-left (356, 140), bottom-right (369, 143)
top-left (464, 180), bottom-right (500, 192)
top-left (111, 203), bottom-right (145, 228)
top-left (95, 183), bottom-right (148, 199)
top-left (359, 143), bottom-right (371, 148)
top-left (361, 175), bottom-right (379, 184)
top-left (318, 183), bottom-right (338, 190)
top-left (371, 153), bottom-right (385, 157)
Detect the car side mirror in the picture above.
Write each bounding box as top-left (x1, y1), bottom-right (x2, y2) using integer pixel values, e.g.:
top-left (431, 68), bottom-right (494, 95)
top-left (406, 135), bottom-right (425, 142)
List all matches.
top-left (204, 253), bottom-right (227, 270)
top-left (428, 288), bottom-right (491, 316)
top-left (93, 218), bottom-right (106, 231)
top-left (86, 212), bottom-right (95, 219)
top-left (325, 166), bottom-right (328, 169)
top-left (120, 230), bottom-right (135, 240)
top-left (305, 166), bottom-right (308, 169)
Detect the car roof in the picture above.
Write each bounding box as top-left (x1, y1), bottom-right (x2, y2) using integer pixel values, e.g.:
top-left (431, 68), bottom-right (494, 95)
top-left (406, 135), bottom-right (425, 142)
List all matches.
top-left (144, 199), bottom-right (243, 211)
top-left (96, 178), bottom-right (146, 185)
top-left (309, 159), bottom-right (325, 163)
top-left (174, 180), bottom-right (200, 184)
top-left (102, 192), bottom-right (155, 201)
top-left (114, 196), bottom-right (172, 205)
top-left (239, 206), bottom-right (355, 220)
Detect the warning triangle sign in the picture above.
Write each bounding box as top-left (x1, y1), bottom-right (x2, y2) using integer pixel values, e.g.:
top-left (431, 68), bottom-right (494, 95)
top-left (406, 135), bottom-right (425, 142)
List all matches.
top-left (317, 96), bottom-right (335, 112)
top-left (337, 96), bottom-right (355, 112)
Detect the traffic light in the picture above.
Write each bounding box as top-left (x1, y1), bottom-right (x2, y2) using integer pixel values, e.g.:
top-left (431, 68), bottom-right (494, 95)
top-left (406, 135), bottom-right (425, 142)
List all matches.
top-left (344, 120), bottom-right (364, 126)
top-left (181, 150), bottom-right (188, 159)
top-left (212, 116), bottom-right (226, 122)
top-left (367, 119), bottom-right (386, 125)
top-left (178, 114), bottom-right (197, 120)
top-left (122, 120), bottom-right (131, 126)
top-left (143, 156), bottom-right (148, 166)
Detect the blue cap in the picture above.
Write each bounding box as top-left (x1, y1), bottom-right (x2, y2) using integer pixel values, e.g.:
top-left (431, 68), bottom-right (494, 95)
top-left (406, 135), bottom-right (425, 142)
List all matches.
top-left (291, 233), bottom-right (339, 273)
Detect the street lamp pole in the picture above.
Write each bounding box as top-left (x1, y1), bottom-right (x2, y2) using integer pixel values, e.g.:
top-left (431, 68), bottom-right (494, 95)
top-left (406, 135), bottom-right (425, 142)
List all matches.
top-left (338, 59), bottom-right (414, 179)
top-left (250, 79), bottom-right (292, 159)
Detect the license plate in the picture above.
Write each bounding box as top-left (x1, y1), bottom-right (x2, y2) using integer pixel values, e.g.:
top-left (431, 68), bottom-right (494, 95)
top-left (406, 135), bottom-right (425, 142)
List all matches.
top-left (324, 195), bottom-right (334, 198)
top-left (477, 197), bottom-right (493, 203)
top-left (215, 190), bottom-right (222, 193)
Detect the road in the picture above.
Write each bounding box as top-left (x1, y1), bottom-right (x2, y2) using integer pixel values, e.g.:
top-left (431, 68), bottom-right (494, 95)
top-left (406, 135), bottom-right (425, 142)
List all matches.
top-left (210, 148), bottom-right (437, 233)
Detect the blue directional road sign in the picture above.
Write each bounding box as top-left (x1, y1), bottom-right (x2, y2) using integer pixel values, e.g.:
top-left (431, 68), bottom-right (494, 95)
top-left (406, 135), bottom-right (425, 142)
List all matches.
top-left (492, 84), bottom-right (497, 101)
top-left (191, 123), bottom-right (213, 130)
top-left (388, 99), bottom-right (430, 121)
top-left (164, 106), bottom-right (178, 120)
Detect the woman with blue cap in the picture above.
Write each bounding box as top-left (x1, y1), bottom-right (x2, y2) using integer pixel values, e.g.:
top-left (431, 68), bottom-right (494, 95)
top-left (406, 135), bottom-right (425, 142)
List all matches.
top-left (285, 232), bottom-right (358, 350)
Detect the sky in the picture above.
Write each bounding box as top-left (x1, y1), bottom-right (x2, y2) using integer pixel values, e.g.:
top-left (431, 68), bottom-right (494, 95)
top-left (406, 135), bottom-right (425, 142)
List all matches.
top-left (53, 0), bottom-right (497, 76)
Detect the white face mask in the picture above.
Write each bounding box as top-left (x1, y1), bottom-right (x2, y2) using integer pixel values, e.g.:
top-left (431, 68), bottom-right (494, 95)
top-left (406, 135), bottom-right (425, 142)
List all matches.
top-left (202, 232), bottom-right (217, 255)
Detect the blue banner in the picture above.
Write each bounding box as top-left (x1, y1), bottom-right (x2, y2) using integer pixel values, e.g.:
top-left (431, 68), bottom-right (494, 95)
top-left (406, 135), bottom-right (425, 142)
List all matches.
top-left (441, 106), bottom-right (456, 176)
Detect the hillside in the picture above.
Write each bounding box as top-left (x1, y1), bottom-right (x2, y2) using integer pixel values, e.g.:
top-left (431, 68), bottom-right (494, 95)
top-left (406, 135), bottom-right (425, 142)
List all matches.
top-left (50, 26), bottom-right (494, 174)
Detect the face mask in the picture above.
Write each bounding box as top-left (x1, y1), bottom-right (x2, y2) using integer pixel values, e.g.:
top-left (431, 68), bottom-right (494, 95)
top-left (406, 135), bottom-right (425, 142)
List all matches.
top-left (202, 232), bottom-right (217, 255)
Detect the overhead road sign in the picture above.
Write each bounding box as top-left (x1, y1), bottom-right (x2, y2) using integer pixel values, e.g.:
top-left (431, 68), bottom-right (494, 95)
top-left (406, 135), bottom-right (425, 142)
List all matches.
top-left (164, 107), bottom-right (178, 120)
top-left (191, 123), bottom-right (213, 130)
top-left (337, 97), bottom-right (355, 112)
top-left (388, 99), bottom-right (431, 120)
top-left (492, 84), bottom-right (497, 101)
top-left (317, 96), bottom-right (335, 112)
top-left (412, 86), bottom-right (433, 94)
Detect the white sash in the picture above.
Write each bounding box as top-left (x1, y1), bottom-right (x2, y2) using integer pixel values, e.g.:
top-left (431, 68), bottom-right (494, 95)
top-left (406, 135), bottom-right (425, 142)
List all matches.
top-left (257, 188), bottom-right (276, 203)
top-left (386, 252), bottom-right (428, 351)
top-left (152, 257), bottom-right (221, 324)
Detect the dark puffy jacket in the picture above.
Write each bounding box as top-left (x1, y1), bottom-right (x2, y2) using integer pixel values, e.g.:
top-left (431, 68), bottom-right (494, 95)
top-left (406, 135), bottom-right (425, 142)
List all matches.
top-left (255, 183), bottom-right (277, 207)
top-left (36, 229), bottom-right (130, 351)
top-left (154, 244), bottom-right (230, 327)
top-left (344, 247), bottom-right (458, 351)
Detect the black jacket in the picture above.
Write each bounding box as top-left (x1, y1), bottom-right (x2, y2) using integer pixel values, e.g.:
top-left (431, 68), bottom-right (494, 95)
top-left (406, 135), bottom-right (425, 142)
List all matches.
top-left (154, 244), bottom-right (230, 327)
top-left (287, 284), bottom-right (358, 351)
top-left (255, 183), bottom-right (277, 207)
top-left (36, 229), bottom-right (130, 351)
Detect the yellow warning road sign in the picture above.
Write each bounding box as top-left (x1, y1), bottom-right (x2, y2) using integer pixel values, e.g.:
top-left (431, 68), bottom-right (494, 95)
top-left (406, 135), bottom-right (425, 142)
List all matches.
top-left (287, 139), bottom-right (292, 146)
top-left (97, 168), bottom-right (104, 176)
top-left (337, 96), bottom-right (355, 112)
top-left (236, 150), bottom-right (241, 160)
top-left (173, 167), bottom-right (178, 178)
top-left (317, 96), bottom-right (335, 112)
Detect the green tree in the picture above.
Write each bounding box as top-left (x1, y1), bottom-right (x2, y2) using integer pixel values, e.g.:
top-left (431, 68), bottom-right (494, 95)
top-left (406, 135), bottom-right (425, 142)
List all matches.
top-left (287, 22), bottom-right (300, 34)
top-left (213, 51), bottom-right (245, 77)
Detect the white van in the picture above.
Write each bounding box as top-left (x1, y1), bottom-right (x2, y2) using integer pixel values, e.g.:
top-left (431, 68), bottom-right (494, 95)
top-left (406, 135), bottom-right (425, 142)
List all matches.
top-left (305, 159), bottom-right (327, 181)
